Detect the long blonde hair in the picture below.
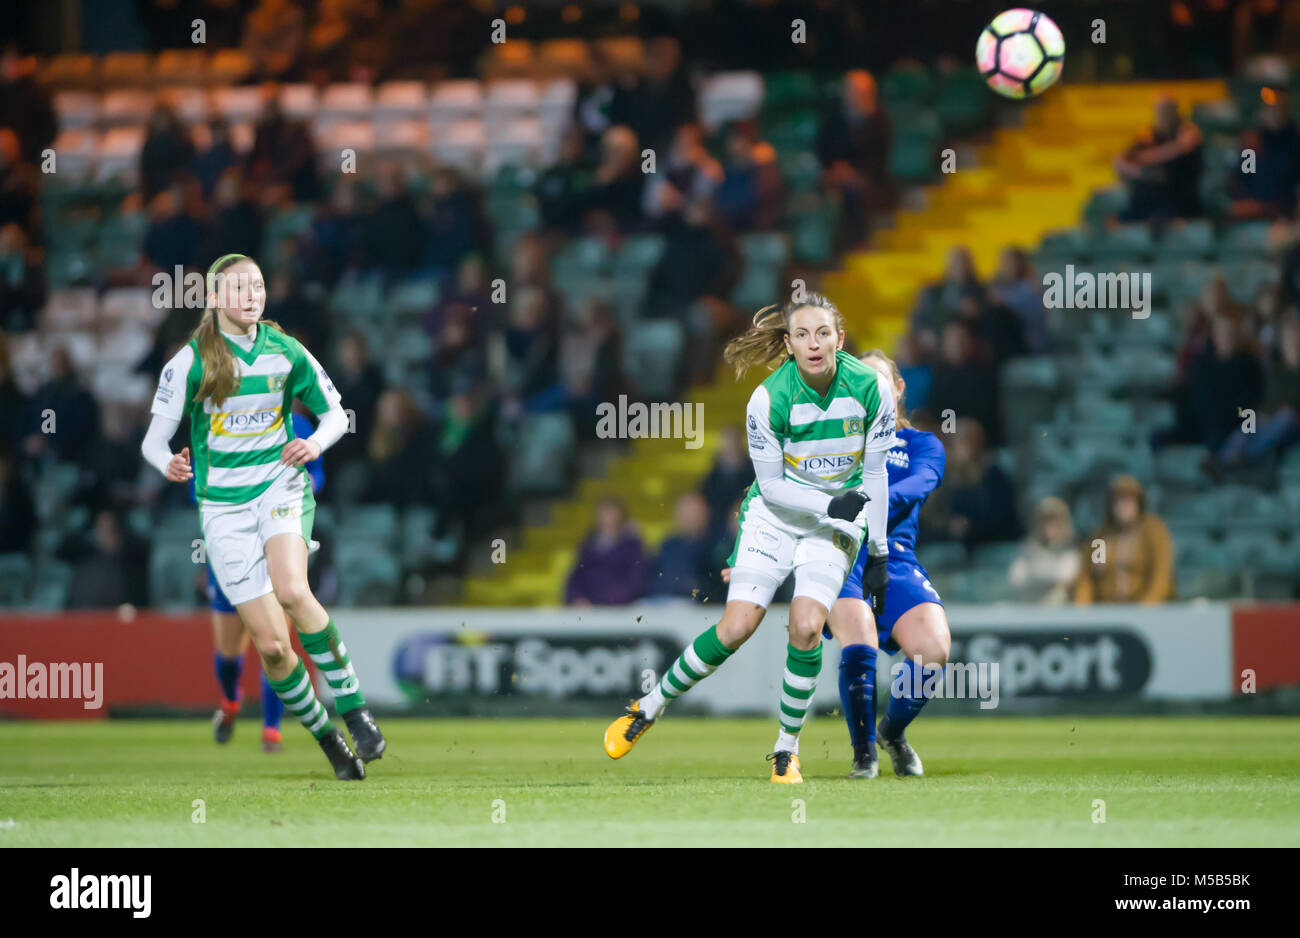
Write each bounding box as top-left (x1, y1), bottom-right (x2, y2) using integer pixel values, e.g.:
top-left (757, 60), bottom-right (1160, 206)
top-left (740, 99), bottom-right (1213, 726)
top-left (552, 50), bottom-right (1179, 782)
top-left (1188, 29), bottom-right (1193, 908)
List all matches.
top-left (861, 348), bottom-right (912, 429)
top-left (722, 293), bottom-right (844, 379)
top-left (190, 254), bottom-right (281, 408)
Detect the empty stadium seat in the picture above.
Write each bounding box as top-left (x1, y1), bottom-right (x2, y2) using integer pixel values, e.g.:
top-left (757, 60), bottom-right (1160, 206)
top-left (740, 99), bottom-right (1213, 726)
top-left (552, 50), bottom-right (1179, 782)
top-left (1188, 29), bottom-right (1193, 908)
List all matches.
top-left (623, 320), bottom-right (685, 400)
top-left (430, 80), bottom-right (484, 124)
top-left (506, 412), bottom-right (576, 495)
top-left (53, 91), bottom-right (98, 131)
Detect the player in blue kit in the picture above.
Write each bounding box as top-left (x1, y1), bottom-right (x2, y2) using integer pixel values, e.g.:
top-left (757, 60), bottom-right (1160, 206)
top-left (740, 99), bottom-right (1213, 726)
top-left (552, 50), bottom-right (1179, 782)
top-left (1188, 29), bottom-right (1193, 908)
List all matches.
top-left (207, 410), bottom-right (324, 751)
top-left (826, 350), bottom-right (950, 779)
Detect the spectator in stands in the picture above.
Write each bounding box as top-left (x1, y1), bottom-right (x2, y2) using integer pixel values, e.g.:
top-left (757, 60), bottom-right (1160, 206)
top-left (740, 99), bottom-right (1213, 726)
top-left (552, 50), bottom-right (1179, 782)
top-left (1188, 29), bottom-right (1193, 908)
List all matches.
top-left (0, 221), bottom-right (44, 331)
top-left (956, 286), bottom-right (1027, 365)
top-left (22, 346), bottom-right (100, 465)
top-left (1229, 88), bottom-right (1300, 221)
top-left (362, 163), bottom-right (427, 276)
top-left (345, 0), bottom-right (396, 83)
top-left (192, 118), bottom-right (237, 202)
top-left (511, 232), bottom-right (562, 316)
top-left (428, 304), bottom-right (489, 403)
top-left (927, 319), bottom-right (1002, 444)
top-left (0, 455), bottom-right (34, 554)
top-left (700, 495), bottom-right (743, 605)
top-left (139, 100), bottom-right (195, 203)
top-left (648, 492), bottom-right (717, 601)
top-left (0, 44), bottom-right (55, 165)
top-left (0, 337), bottom-right (28, 457)
top-left (59, 509), bottom-right (149, 609)
top-left (425, 167), bottom-right (490, 274)
top-left (565, 496), bottom-right (649, 605)
top-left (817, 69), bottom-right (893, 247)
top-left (0, 127), bottom-right (38, 238)
top-left (572, 47), bottom-right (623, 154)
top-left (244, 86), bottom-right (318, 202)
top-left (645, 195), bottom-right (741, 322)
top-left (1008, 496), bottom-right (1081, 604)
top-left (363, 388), bottom-right (434, 507)
top-left (644, 123), bottom-right (724, 223)
top-left (242, 0), bottom-right (306, 83)
top-left (940, 417), bottom-right (1019, 547)
top-left (584, 125), bottom-right (646, 234)
top-left (558, 296), bottom-right (622, 438)
top-left (892, 330), bottom-right (933, 413)
top-left (304, 0), bottom-right (353, 83)
top-left (536, 125), bottom-right (592, 234)
top-left (489, 285), bottom-right (560, 414)
top-left (1114, 96), bottom-right (1204, 223)
top-left (1074, 475), bottom-right (1174, 604)
top-left (424, 254), bottom-right (491, 340)
top-left (913, 246), bottom-right (986, 335)
top-left (1214, 313), bottom-right (1300, 467)
top-left (265, 263), bottom-right (328, 355)
top-left (142, 188), bottom-right (202, 272)
top-left (617, 36), bottom-right (696, 156)
top-left (990, 246), bottom-right (1050, 354)
top-left (329, 331), bottom-right (385, 468)
top-left (304, 178), bottom-right (361, 284)
top-left (429, 385), bottom-right (503, 546)
top-left (201, 170), bottom-right (262, 263)
top-left (1184, 310), bottom-right (1265, 450)
top-left (699, 425), bottom-right (754, 530)
top-left (715, 120), bottom-right (785, 232)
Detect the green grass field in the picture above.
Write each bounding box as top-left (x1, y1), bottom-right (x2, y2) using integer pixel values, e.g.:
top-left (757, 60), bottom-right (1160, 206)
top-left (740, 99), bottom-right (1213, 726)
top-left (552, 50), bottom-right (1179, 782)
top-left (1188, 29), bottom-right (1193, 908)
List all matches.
top-left (1, 716), bottom-right (1298, 847)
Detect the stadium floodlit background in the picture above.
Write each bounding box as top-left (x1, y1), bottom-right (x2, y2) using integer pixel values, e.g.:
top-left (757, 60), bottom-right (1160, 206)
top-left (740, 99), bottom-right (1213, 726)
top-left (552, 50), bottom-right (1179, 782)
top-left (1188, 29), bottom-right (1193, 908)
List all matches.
top-left (1, 0), bottom-right (1298, 849)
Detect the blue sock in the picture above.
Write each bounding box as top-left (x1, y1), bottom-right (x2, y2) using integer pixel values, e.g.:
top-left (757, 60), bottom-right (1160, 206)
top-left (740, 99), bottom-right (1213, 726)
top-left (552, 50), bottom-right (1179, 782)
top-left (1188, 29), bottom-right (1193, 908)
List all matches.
top-left (260, 670), bottom-right (284, 729)
top-left (214, 653), bottom-right (243, 703)
top-left (838, 644), bottom-right (877, 759)
top-left (883, 658), bottom-right (944, 739)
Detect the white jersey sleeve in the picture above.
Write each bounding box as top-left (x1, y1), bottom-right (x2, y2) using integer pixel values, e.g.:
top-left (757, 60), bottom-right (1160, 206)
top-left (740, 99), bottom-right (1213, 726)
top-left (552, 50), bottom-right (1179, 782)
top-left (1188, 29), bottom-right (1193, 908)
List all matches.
top-left (863, 367), bottom-right (897, 453)
top-left (150, 344), bottom-right (194, 420)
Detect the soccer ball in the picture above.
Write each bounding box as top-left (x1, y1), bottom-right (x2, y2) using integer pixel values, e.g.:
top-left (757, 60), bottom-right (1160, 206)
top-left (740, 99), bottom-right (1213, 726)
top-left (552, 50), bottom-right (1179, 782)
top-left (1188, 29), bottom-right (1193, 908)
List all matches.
top-left (976, 8), bottom-right (1065, 99)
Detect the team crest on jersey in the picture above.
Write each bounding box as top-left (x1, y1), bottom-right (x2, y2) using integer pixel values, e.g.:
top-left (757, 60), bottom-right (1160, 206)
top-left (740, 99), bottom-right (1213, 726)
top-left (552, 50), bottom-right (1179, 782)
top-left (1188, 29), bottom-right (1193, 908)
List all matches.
top-left (843, 417), bottom-right (865, 435)
top-left (270, 374), bottom-right (287, 392)
top-left (831, 531), bottom-right (855, 554)
top-left (271, 505), bottom-right (300, 520)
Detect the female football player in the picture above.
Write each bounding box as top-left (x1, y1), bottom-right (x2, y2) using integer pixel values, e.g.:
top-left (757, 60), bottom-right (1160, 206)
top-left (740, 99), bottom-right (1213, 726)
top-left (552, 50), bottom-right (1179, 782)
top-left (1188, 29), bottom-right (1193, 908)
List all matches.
top-left (603, 294), bottom-right (895, 783)
top-left (207, 409), bottom-right (322, 752)
top-left (825, 350), bottom-right (949, 778)
top-left (142, 253), bottom-right (384, 781)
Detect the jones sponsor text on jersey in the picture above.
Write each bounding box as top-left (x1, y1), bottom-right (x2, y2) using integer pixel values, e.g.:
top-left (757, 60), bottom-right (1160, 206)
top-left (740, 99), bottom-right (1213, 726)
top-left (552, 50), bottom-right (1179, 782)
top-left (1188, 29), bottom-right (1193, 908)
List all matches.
top-left (209, 408), bottom-right (284, 438)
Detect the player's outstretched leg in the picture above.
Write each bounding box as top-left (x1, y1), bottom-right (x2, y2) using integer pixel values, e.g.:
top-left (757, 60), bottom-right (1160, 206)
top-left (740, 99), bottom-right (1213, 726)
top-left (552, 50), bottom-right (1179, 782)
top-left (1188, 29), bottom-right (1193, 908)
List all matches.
top-left (300, 621), bottom-right (386, 762)
top-left (260, 669), bottom-right (284, 753)
top-left (268, 659), bottom-right (365, 780)
top-left (605, 602), bottom-right (762, 759)
top-left (604, 623), bottom-right (735, 758)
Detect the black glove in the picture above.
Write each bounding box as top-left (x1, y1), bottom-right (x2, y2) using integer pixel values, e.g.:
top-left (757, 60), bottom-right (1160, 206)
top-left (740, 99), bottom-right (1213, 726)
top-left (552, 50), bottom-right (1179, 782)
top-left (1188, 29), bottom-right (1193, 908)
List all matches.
top-left (863, 554), bottom-right (888, 619)
top-left (827, 491), bottom-right (868, 521)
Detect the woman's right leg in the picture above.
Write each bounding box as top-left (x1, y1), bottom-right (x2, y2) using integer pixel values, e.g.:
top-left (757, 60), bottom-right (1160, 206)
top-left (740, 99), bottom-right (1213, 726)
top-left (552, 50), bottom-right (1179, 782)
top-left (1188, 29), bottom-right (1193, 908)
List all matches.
top-left (236, 592), bottom-right (334, 741)
top-left (826, 596), bottom-right (880, 774)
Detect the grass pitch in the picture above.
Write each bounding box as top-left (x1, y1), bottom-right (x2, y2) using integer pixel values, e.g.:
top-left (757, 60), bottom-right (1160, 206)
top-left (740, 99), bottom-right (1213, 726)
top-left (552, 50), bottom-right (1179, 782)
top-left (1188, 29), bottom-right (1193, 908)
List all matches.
top-left (1, 716), bottom-right (1297, 847)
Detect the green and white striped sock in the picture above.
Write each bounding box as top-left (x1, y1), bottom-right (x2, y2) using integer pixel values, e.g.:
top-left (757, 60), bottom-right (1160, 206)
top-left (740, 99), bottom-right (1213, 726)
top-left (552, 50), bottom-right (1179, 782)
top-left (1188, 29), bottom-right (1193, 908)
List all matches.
top-left (268, 659), bottom-right (333, 739)
top-left (639, 624), bottom-right (735, 720)
top-left (777, 643), bottom-right (822, 745)
top-left (300, 620), bottom-right (365, 715)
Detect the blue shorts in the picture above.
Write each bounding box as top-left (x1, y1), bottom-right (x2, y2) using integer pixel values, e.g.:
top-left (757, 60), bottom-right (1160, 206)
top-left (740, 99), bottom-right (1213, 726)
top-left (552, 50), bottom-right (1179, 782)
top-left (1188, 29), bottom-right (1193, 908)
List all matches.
top-left (828, 556), bottom-right (942, 653)
top-left (206, 566), bottom-right (236, 614)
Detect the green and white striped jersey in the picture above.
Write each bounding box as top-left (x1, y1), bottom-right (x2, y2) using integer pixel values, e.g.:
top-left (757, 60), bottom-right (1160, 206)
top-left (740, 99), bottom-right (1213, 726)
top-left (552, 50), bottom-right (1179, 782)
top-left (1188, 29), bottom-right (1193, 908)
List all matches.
top-left (742, 349), bottom-right (896, 535)
top-left (151, 323), bottom-right (340, 504)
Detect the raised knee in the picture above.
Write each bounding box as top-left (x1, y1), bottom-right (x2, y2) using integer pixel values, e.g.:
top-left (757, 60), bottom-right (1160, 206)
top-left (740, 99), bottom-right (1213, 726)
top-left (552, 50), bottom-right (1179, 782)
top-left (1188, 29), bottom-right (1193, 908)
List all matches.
top-left (257, 639), bottom-right (289, 670)
top-left (274, 580), bottom-right (310, 612)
